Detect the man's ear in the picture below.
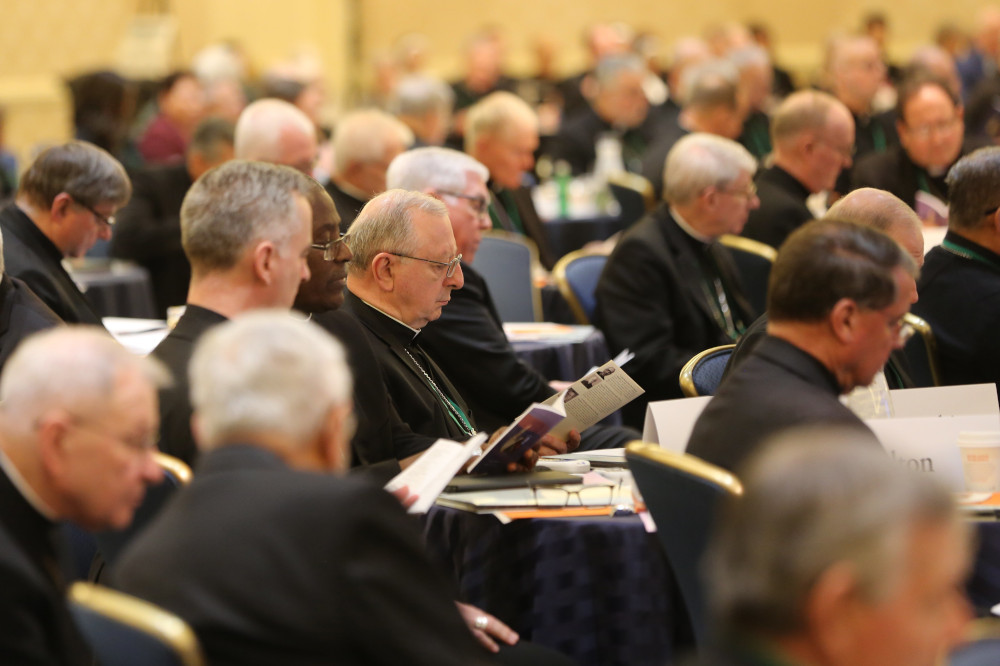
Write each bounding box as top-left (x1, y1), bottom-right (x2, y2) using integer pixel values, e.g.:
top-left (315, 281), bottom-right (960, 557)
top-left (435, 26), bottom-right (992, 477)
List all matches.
top-left (317, 404), bottom-right (352, 473)
top-left (804, 562), bottom-right (865, 662)
top-left (828, 297), bottom-right (858, 344)
top-left (48, 192), bottom-right (74, 223)
top-left (36, 411), bottom-right (73, 482)
top-left (371, 253), bottom-right (396, 291)
top-left (251, 241), bottom-right (277, 285)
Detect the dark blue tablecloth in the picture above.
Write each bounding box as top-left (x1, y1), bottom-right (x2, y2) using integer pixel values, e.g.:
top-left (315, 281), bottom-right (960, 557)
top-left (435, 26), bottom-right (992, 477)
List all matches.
top-left (542, 216), bottom-right (627, 260)
top-left (423, 505), bottom-right (678, 666)
top-left (510, 328), bottom-right (609, 383)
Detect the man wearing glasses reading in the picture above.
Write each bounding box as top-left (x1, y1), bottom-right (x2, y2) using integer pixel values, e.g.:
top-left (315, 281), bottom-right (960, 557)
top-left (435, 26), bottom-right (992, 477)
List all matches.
top-left (0, 141), bottom-right (131, 325)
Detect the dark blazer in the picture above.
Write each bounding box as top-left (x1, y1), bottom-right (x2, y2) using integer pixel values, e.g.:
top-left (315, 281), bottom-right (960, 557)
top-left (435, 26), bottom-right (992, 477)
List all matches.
top-left (552, 104), bottom-right (667, 176)
top-left (113, 445), bottom-right (493, 666)
top-left (150, 305), bottom-right (228, 465)
top-left (311, 309), bottom-right (433, 471)
top-left (325, 180), bottom-right (367, 230)
top-left (109, 164), bottom-right (192, 317)
top-left (343, 291), bottom-right (477, 443)
top-left (420, 263), bottom-right (554, 432)
top-left (850, 139), bottom-right (990, 209)
top-left (741, 165), bottom-right (814, 250)
top-left (0, 467), bottom-right (91, 666)
top-left (488, 185), bottom-right (559, 270)
top-left (834, 109), bottom-right (898, 194)
top-left (0, 204), bottom-right (103, 326)
top-left (912, 231), bottom-right (1000, 392)
top-left (686, 335), bottom-right (877, 473)
top-left (594, 205), bottom-right (755, 428)
top-left (0, 276), bottom-right (63, 375)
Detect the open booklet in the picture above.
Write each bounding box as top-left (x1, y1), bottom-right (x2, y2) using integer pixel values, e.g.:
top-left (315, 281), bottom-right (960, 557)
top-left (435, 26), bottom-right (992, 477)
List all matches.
top-left (468, 358), bottom-right (644, 474)
top-left (384, 433), bottom-right (487, 514)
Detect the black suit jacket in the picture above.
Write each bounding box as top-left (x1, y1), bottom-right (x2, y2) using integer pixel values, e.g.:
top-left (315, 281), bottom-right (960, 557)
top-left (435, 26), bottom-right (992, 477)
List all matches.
top-left (150, 305), bottom-right (228, 465)
top-left (594, 205), bottom-right (755, 427)
top-left (686, 336), bottom-right (877, 472)
top-left (420, 263), bottom-right (556, 432)
top-left (488, 184), bottom-right (559, 270)
top-left (114, 445), bottom-right (493, 666)
top-left (109, 164), bottom-right (192, 317)
top-left (0, 204), bottom-right (103, 326)
top-left (741, 165), bottom-right (814, 250)
top-left (0, 276), bottom-right (62, 376)
top-left (552, 104), bottom-right (667, 176)
top-left (325, 180), bottom-right (367, 230)
top-left (343, 291), bottom-right (477, 442)
top-left (912, 231), bottom-right (1000, 392)
top-left (0, 467), bottom-right (91, 666)
top-left (850, 139), bottom-right (990, 209)
top-left (311, 309), bottom-right (433, 470)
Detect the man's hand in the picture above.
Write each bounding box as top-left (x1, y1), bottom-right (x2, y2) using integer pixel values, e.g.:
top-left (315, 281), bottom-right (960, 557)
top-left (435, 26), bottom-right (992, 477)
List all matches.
top-left (535, 430), bottom-right (582, 458)
top-left (505, 447), bottom-right (539, 473)
top-left (455, 602), bottom-right (518, 653)
top-left (388, 485), bottom-right (418, 510)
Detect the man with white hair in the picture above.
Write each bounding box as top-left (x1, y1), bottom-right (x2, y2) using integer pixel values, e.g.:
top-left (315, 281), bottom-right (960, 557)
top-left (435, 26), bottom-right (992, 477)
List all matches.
top-left (152, 160), bottom-right (314, 465)
top-left (393, 147), bottom-right (633, 449)
top-left (234, 97), bottom-right (318, 173)
top-left (116, 313), bottom-right (494, 666)
top-left (466, 92), bottom-right (558, 268)
top-left (596, 133), bottom-right (759, 428)
top-left (0, 326), bottom-right (166, 664)
top-left (742, 90), bottom-right (855, 249)
top-left (703, 433), bottom-right (970, 666)
top-left (326, 109), bottom-right (412, 228)
top-left (393, 74), bottom-right (455, 147)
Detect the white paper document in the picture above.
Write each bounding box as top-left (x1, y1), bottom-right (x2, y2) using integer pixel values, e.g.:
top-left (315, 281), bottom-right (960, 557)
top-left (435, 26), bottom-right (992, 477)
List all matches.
top-left (384, 433), bottom-right (487, 514)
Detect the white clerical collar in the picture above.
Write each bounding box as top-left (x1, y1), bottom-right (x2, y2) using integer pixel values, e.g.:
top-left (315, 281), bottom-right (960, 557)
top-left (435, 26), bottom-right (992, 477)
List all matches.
top-left (670, 207), bottom-right (713, 244)
top-left (0, 449), bottom-right (58, 520)
top-left (359, 298), bottom-right (421, 339)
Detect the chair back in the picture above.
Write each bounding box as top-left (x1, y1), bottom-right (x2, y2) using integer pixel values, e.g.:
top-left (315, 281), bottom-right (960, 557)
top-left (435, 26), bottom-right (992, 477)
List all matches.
top-left (552, 250), bottom-right (609, 324)
top-left (901, 312), bottom-right (941, 387)
top-left (607, 171), bottom-right (655, 226)
top-left (68, 582), bottom-right (206, 666)
top-left (719, 234), bottom-right (776, 316)
top-left (472, 231), bottom-right (542, 322)
top-left (95, 453), bottom-right (192, 568)
top-left (679, 344), bottom-right (737, 397)
top-left (625, 442), bottom-right (742, 649)
top-left (949, 638), bottom-right (1000, 666)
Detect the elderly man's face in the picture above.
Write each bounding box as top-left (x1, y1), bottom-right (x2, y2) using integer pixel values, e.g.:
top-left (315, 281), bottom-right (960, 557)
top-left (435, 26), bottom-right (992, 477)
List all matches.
top-left (475, 121), bottom-right (538, 190)
top-left (704, 170), bottom-right (760, 237)
top-left (833, 519), bottom-right (971, 666)
top-left (805, 109), bottom-right (855, 193)
top-left (898, 85), bottom-right (964, 173)
top-left (277, 124), bottom-right (319, 175)
top-left (295, 201), bottom-right (350, 313)
top-left (436, 171), bottom-right (491, 263)
top-left (597, 71), bottom-right (649, 128)
top-left (845, 266), bottom-right (917, 390)
top-left (390, 210), bottom-right (464, 328)
top-left (60, 196), bottom-right (117, 258)
top-left (52, 367), bottom-right (163, 531)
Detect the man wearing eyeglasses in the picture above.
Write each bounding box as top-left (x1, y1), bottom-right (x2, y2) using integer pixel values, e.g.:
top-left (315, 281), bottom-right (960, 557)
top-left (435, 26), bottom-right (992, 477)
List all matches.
top-left (0, 141), bottom-right (131, 325)
top-left (852, 73), bottom-right (988, 216)
top-left (0, 326), bottom-right (167, 665)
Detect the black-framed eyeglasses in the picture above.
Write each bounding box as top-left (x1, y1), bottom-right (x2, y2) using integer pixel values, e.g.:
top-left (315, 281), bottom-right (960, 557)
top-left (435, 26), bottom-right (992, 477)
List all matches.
top-left (984, 205), bottom-right (1000, 218)
top-left (387, 251), bottom-right (463, 277)
top-left (311, 232), bottom-right (351, 262)
top-left (439, 191), bottom-right (490, 216)
top-left (70, 196), bottom-right (115, 228)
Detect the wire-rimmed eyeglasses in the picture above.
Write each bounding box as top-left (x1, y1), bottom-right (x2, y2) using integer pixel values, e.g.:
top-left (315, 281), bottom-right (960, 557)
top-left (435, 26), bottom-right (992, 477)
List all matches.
top-left (69, 195), bottom-right (115, 228)
top-left (527, 482), bottom-right (620, 508)
top-left (387, 251), bottom-right (463, 278)
top-left (311, 232), bottom-right (351, 262)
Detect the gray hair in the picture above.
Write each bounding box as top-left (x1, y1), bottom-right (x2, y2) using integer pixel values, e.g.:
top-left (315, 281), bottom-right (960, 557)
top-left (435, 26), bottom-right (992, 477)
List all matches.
top-left (393, 75), bottom-right (455, 117)
top-left (768, 218), bottom-right (917, 323)
top-left (181, 160), bottom-right (312, 273)
top-left (189, 117), bottom-right (235, 163)
top-left (347, 189), bottom-right (447, 276)
top-left (0, 326), bottom-right (169, 434)
top-left (234, 98), bottom-right (314, 162)
top-left (593, 54), bottom-right (646, 89)
top-left (18, 140), bottom-right (131, 210)
top-left (707, 430), bottom-right (961, 638)
top-left (771, 90), bottom-right (845, 146)
top-left (681, 59), bottom-right (741, 112)
top-left (386, 147), bottom-right (489, 194)
top-left (727, 44), bottom-right (771, 71)
top-left (465, 91), bottom-right (538, 152)
top-left (826, 187), bottom-right (922, 237)
top-left (331, 109), bottom-right (413, 176)
top-left (663, 133), bottom-right (757, 204)
top-left (947, 146), bottom-right (1000, 231)
top-left (189, 311), bottom-right (352, 450)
